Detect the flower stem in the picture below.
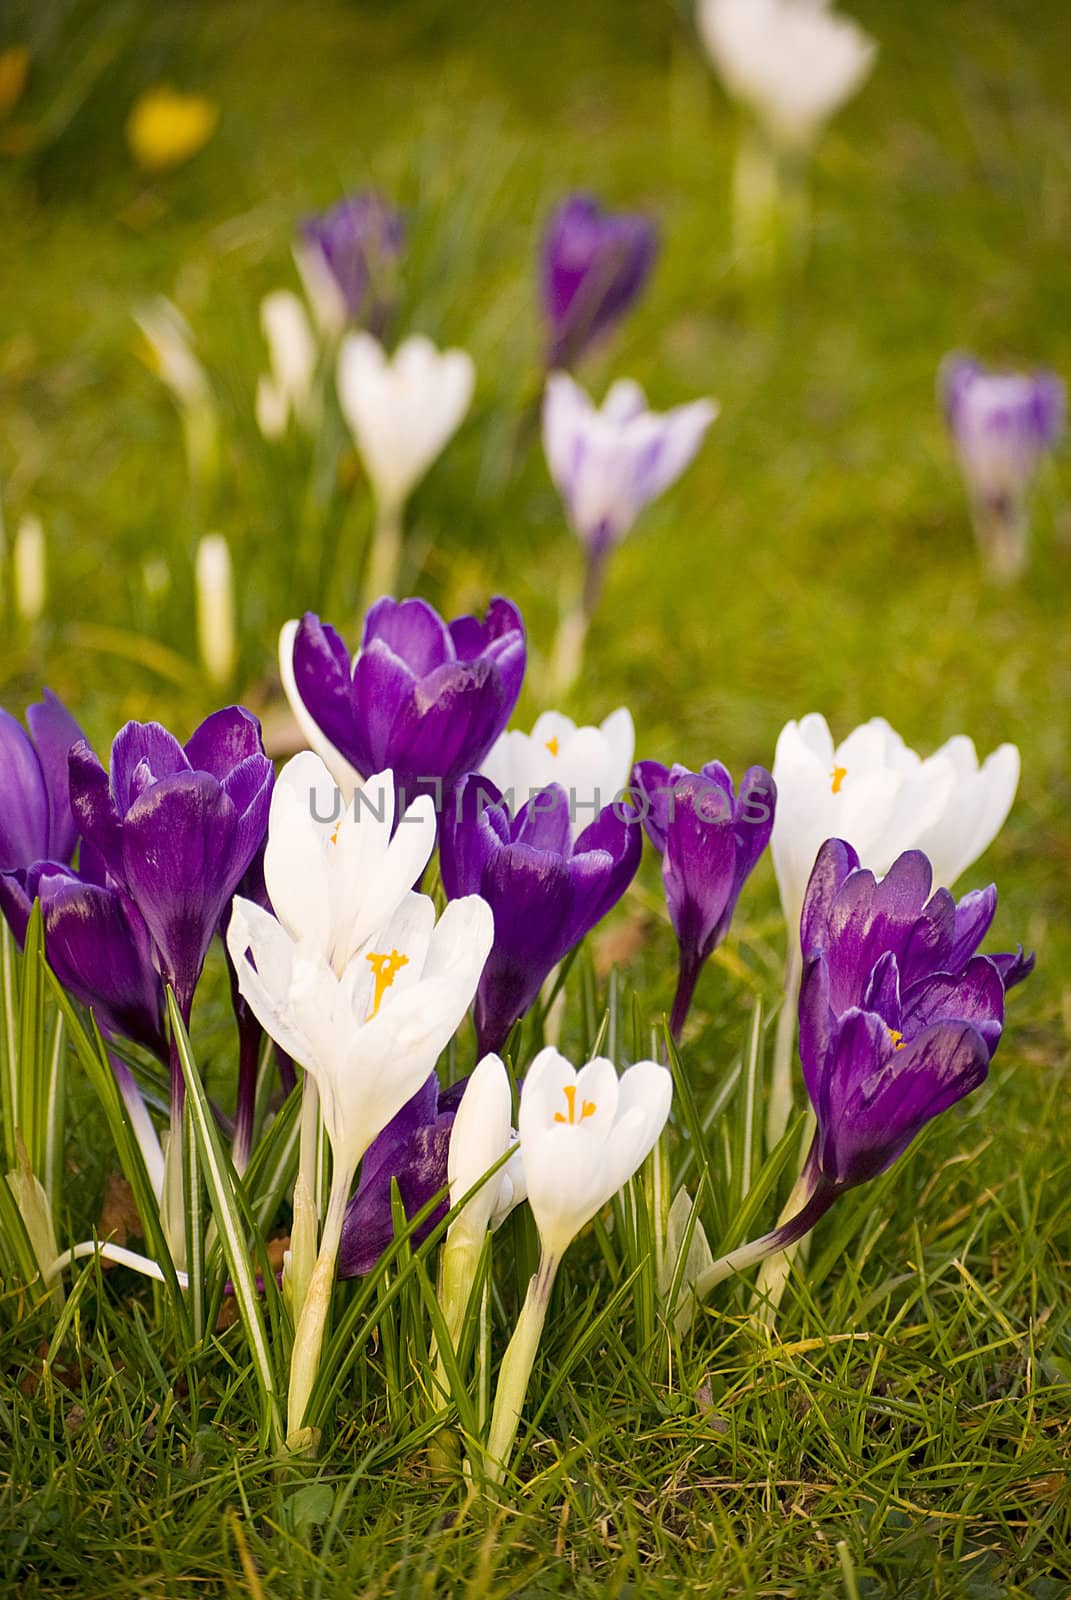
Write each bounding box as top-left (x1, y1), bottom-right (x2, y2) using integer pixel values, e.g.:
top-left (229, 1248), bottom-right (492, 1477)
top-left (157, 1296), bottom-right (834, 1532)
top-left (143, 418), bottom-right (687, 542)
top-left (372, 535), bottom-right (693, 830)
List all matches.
top-left (669, 945), bottom-right (704, 1042)
top-left (691, 1170), bottom-right (833, 1301)
top-left (231, 1008), bottom-right (262, 1175)
top-left (970, 491), bottom-right (1030, 583)
top-left (485, 1253), bottom-right (559, 1487)
top-left (750, 1131), bottom-right (818, 1322)
top-left (766, 940), bottom-right (802, 1152)
top-left (286, 1168), bottom-right (352, 1450)
top-left (287, 1070), bottom-right (321, 1323)
top-left (363, 500), bottom-right (404, 605)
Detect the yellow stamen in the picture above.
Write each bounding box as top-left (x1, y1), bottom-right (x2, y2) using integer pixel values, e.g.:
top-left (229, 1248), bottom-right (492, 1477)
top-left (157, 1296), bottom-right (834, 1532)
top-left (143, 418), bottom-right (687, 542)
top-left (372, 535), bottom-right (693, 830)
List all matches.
top-left (553, 1083), bottom-right (597, 1125)
top-left (365, 949), bottom-right (409, 1021)
top-left (545, 736), bottom-right (560, 757)
top-left (830, 764), bottom-right (848, 795)
top-left (889, 1029), bottom-right (906, 1051)
top-left (329, 823), bottom-right (341, 845)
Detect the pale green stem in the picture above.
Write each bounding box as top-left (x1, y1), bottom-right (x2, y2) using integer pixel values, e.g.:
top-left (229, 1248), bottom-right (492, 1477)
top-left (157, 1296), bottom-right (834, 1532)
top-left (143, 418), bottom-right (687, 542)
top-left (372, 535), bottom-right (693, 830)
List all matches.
top-left (549, 603), bottom-right (589, 701)
top-left (363, 500), bottom-right (405, 606)
top-left (1, 922), bottom-right (18, 1173)
top-left (732, 123), bottom-right (811, 282)
top-left (287, 1070), bottom-right (321, 1322)
top-left (485, 1253), bottom-right (559, 1487)
top-left (692, 1177), bottom-right (832, 1302)
top-left (750, 1131), bottom-right (818, 1324)
top-left (286, 1166), bottom-right (353, 1450)
top-left (46, 1239), bottom-right (190, 1288)
top-left (970, 491), bottom-right (1030, 584)
top-left (766, 940), bottom-right (803, 1152)
top-left (161, 1123), bottom-right (187, 1272)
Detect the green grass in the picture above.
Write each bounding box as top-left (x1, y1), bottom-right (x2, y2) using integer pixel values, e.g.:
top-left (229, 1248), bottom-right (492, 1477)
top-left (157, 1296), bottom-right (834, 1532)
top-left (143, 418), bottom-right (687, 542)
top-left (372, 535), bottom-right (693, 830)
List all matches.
top-left (2, 0), bottom-right (1071, 1593)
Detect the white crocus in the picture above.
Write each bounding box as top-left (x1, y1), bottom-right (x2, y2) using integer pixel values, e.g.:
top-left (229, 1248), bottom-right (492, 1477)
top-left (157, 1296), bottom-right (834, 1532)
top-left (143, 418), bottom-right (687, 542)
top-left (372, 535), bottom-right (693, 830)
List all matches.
top-left (909, 738), bottom-right (1020, 891)
top-left (255, 290), bottom-right (320, 440)
top-left (227, 757), bottom-right (490, 1447)
top-left (479, 708), bottom-right (635, 840)
top-left (194, 534), bottom-right (236, 685)
top-left (485, 1048), bottom-right (671, 1483)
top-left (698, 0), bottom-right (877, 151)
top-left (337, 332), bottom-right (475, 600)
top-left (134, 297), bottom-right (219, 488)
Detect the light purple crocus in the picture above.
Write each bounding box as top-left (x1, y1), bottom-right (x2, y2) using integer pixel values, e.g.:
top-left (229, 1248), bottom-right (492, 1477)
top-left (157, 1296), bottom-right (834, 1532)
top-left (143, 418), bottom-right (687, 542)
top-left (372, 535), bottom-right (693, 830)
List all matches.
top-left (281, 596), bottom-right (526, 812)
top-left (541, 194), bottom-right (658, 369)
top-left (440, 774), bottom-right (642, 1056)
top-left (67, 707), bottom-right (274, 1109)
top-left (632, 760), bottom-right (776, 1039)
top-left (543, 373), bottom-right (718, 615)
top-left (297, 190), bottom-right (404, 335)
top-left (940, 354), bottom-right (1065, 580)
top-left (0, 690), bottom-right (84, 873)
top-left (337, 1072), bottom-right (466, 1277)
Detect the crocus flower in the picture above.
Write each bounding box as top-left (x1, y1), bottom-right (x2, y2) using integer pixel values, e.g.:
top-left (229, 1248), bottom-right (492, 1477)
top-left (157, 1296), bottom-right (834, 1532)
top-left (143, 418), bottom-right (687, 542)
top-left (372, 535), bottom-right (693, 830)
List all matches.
top-left (0, 691), bottom-right (84, 873)
top-left (479, 708), bottom-right (635, 842)
top-left (68, 707), bottom-right (274, 1110)
top-left (485, 1046), bottom-right (671, 1482)
top-left (940, 355), bottom-right (1065, 580)
top-left (541, 194), bottom-right (658, 369)
top-left (632, 759), bottom-right (776, 1038)
top-left (134, 297), bottom-right (218, 489)
top-left (770, 714), bottom-right (1020, 948)
top-left (194, 534), bottom-right (237, 686)
top-left (544, 374), bottom-right (717, 589)
top-left (13, 515), bottom-right (46, 626)
top-left (337, 1071), bottom-right (464, 1278)
top-left (698, 0), bottom-right (877, 151)
top-left (125, 86), bottom-right (219, 172)
top-left (440, 774), bottom-right (642, 1056)
top-left (279, 596), bottom-right (526, 810)
top-left (297, 190), bottom-right (404, 335)
top-left (337, 332), bottom-right (475, 522)
top-left (255, 291), bottom-right (319, 440)
top-left (693, 839), bottom-right (1031, 1301)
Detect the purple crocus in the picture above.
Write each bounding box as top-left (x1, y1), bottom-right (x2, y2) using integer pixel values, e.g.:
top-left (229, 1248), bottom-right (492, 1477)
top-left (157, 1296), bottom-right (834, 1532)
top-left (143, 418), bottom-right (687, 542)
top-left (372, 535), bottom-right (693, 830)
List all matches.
top-left (337, 1072), bottom-right (466, 1277)
top-left (67, 707), bottom-right (274, 1108)
top-left (695, 840), bottom-right (1033, 1294)
top-left (0, 690), bottom-right (84, 873)
top-left (281, 596), bottom-right (526, 811)
top-left (940, 354), bottom-right (1065, 580)
top-left (440, 774), bottom-right (642, 1056)
top-left (541, 194), bottom-right (658, 369)
top-left (297, 190), bottom-right (404, 335)
top-left (632, 760), bottom-right (776, 1039)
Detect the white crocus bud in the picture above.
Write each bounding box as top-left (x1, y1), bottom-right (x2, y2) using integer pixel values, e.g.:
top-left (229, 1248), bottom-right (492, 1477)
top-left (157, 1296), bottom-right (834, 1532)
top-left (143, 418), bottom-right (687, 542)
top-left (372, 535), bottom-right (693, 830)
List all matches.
top-left (255, 291), bottom-right (320, 440)
top-left (195, 534), bottom-right (237, 685)
top-left (13, 514), bottom-right (46, 624)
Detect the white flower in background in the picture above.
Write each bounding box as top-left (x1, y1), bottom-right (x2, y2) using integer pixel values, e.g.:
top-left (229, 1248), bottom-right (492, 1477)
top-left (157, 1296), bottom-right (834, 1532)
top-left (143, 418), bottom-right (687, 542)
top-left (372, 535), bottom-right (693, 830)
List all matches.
top-left (446, 1054), bottom-right (519, 1249)
top-left (519, 1047), bottom-right (671, 1260)
top-left (543, 373), bottom-right (717, 560)
top-left (194, 533), bottom-right (236, 685)
top-left (337, 332), bottom-right (476, 519)
top-left (485, 1046), bottom-right (671, 1482)
top-left (133, 296), bottom-right (219, 487)
top-left (698, 0), bottom-right (877, 150)
top-left (771, 714), bottom-right (1020, 942)
top-left (255, 290), bottom-right (320, 440)
top-left (480, 708), bottom-right (635, 839)
top-left (13, 514), bottom-right (46, 625)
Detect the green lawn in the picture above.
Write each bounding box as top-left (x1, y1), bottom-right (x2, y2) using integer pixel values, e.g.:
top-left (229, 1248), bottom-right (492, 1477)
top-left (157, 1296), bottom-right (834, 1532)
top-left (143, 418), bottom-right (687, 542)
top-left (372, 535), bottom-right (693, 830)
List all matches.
top-left (1, 0), bottom-right (1070, 1594)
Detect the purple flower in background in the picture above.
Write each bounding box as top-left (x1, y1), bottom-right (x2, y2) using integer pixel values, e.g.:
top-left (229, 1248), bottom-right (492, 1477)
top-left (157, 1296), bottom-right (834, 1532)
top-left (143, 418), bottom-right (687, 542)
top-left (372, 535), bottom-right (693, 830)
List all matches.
top-left (297, 190), bottom-right (404, 335)
top-left (337, 1072), bottom-right (466, 1277)
top-left (633, 760), bottom-right (776, 1039)
top-left (797, 840), bottom-right (1031, 1194)
top-left (440, 774), bottom-right (642, 1056)
top-left (0, 691), bottom-right (84, 873)
top-left (940, 354), bottom-right (1065, 581)
top-left (541, 194), bottom-right (658, 369)
top-left (67, 707), bottom-right (274, 1106)
top-left (280, 597), bottom-right (526, 809)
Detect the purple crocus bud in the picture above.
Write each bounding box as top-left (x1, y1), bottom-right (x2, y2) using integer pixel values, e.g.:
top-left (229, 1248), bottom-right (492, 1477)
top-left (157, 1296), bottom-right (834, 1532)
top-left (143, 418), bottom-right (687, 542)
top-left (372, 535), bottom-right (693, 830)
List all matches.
top-left (440, 774), bottom-right (642, 1056)
top-left (633, 760), bottom-right (776, 1039)
top-left (940, 354), bottom-right (1065, 580)
top-left (797, 839), bottom-right (1031, 1195)
top-left (0, 690), bottom-right (84, 873)
top-left (541, 194), bottom-right (658, 370)
top-left (67, 707), bottom-right (274, 1107)
top-left (296, 190), bottom-right (404, 336)
top-left (337, 1071), bottom-right (465, 1277)
top-left (280, 596), bottom-right (526, 811)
